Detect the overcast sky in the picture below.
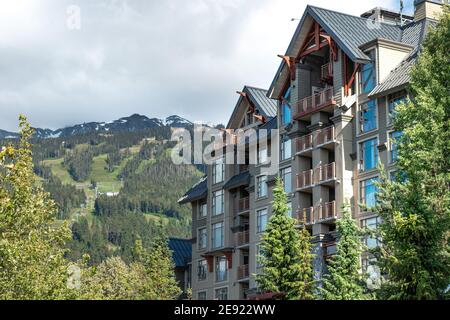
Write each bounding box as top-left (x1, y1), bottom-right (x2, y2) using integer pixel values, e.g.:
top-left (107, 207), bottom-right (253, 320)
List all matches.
top-left (0, 0), bottom-right (413, 132)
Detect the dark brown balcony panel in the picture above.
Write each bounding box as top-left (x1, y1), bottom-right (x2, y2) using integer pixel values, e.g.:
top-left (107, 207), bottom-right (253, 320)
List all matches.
top-left (316, 162), bottom-right (336, 186)
top-left (293, 87), bottom-right (336, 120)
top-left (323, 241), bottom-right (337, 259)
top-left (297, 207), bottom-right (314, 225)
top-left (316, 126), bottom-right (336, 149)
top-left (296, 169), bottom-right (314, 192)
top-left (296, 133), bottom-right (313, 156)
top-left (235, 230), bottom-right (250, 247)
top-left (319, 201), bottom-right (337, 221)
top-left (238, 197), bottom-right (250, 213)
top-left (237, 264), bottom-right (250, 281)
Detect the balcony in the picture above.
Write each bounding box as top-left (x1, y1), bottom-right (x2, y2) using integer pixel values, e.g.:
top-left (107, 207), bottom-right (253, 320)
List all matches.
top-left (297, 207), bottom-right (314, 225)
top-left (237, 197), bottom-right (250, 214)
top-left (319, 201), bottom-right (337, 222)
top-left (294, 87), bottom-right (335, 120)
top-left (237, 264), bottom-right (250, 281)
top-left (316, 162), bottom-right (336, 186)
top-left (323, 241), bottom-right (337, 259)
top-left (235, 230), bottom-right (250, 247)
top-left (316, 126), bottom-right (336, 149)
top-left (321, 62), bottom-right (333, 81)
top-left (295, 133), bottom-right (313, 156)
top-left (296, 169), bottom-right (314, 192)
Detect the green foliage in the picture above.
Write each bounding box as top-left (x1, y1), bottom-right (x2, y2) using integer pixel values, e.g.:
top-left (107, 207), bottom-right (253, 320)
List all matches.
top-left (256, 178), bottom-right (315, 300)
top-left (64, 147), bottom-right (94, 182)
top-left (373, 7), bottom-right (450, 300)
top-left (0, 116), bottom-right (73, 299)
top-left (321, 206), bottom-right (369, 300)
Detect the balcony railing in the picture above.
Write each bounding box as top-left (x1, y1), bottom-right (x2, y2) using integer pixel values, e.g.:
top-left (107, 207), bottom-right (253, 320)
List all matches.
top-left (237, 264), bottom-right (250, 280)
top-left (316, 162), bottom-right (336, 183)
top-left (296, 134), bottom-right (313, 154)
top-left (316, 126), bottom-right (335, 146)
top-left (294, 87), bottom-right (335, 119)
top-left (297, 207), bottom-right (314, 225)
top-left (236, 230), bottom-right (250, 247)
top-left (319, 201), bottom-right (337, 221)
top-left (297, 169), bottom-right (314, 190)
top-left (238, 197), bottom-right (250, 213)
top-left (321, 62), bottom-right (333, 80)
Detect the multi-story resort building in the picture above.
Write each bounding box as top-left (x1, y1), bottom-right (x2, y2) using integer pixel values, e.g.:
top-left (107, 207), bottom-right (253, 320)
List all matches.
top-left (179, 0), bottom-right (447, 300)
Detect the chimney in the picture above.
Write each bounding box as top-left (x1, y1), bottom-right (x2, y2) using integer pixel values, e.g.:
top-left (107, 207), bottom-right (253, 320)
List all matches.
top-left (414, 0), bottom-right (448, 21)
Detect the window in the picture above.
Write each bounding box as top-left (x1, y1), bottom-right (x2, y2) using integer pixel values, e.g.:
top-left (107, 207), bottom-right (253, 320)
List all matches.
top-left (256, 208), bottom-right (269, 233)
top-left (359, 138), bottom-right (378, 171)
top-left (212, 190), bottom-right (224, 216)
top-left (197, 291), bottom-right (207, 300)
top-left (281, 138), bottom-right (292, 161)
top-left (361, 216), bottom-right (381, 249)
top-left (198, 259), bottom-right (208, 281)
top-left (390, 170), bottom-right (407, 182)
top-left (389, 131), bottom-right (403, 163)
top-left (256, 244), bottom-right (263, 269)
top-left (212, 157), bottom-right (224, 184)
top-left (258, 147), bottom-right (268, 165)
top-left (215, 288), bottom-right (228, 300)
top-left (360, 50), bottom-right (376, 94)
top-left (198, 202), bottom-right (207, 219)
top-left (359, 100), bottom-right (377, 133)
top-left (360, 178), bottom-right (378, 210)
top-left (280, 167), bottom-right (292, 193)
top-left (282, 88), bottom-right (292, 126)
top-left (212, 222), bottom-right (224, 249)
top-left (198, 228), bottom-right (207, 250)
top-left (388, 94), bottom-right (406, 125)
top-left (215, 256), bottom-right (228, 282)
top-left (246, 111), bottom-right (253, 126)
top-left (287, 201), bottom-right (293, 218)
top-left (256, 175), bottom-right (268, 199)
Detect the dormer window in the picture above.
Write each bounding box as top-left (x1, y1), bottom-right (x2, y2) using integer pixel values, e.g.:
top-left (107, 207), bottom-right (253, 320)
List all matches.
top-left (360, 50), bottom-right (376, 94)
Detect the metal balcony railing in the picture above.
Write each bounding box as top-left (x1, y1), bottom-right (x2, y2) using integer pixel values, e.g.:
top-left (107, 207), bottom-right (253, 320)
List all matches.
top-left (321, 62), bottom-right (333, 80)
top-left (319, 201), bottom-right (337, 221)
top-left (316, 126), bottom-right (335, 146)
top-left (316, 162), bottom-right (336, 183)
top-left (297, 169), bottom-right (314, 189)
top-left (238, 197), bottom-right (250, 213)
top-left (237, 264), bottom-right (250, 280)
top-left (296, 134), bottom-right (313, 154)
top-left (297, 207), bottom-right (314, 225)
top-left (236, 230), bottom-right (250, 247)
top-left (294, 87), bottom-right (334, 119)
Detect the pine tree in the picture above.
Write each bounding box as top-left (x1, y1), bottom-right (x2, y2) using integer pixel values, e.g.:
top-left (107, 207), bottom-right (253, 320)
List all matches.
top-left (373, 6), bottom-right (450, 300)
top-left (321, 206), bottom-right (368, 300)
top-left (256, 178), bottom-right (314, 300)
top-left (0, 116), bottom-right (73, 299)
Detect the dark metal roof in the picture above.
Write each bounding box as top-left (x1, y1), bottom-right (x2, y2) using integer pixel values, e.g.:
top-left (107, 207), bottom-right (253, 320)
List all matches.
top-left (223, 171), bottom-right (250, 190)
top-left (246, 86), bottom-right (277, 118)
top-left (168, 238), bottom-right (192, 268)
top-left (178, 176), bottom-right (207, 204)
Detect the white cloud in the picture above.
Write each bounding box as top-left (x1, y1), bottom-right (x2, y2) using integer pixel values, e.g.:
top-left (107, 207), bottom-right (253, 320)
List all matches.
top-left (0, 0), bottom-right (403, 131)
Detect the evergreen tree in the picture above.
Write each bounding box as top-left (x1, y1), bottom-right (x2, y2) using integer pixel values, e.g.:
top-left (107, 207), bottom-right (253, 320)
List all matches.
top-left (373, 6), bottom-right (450, 300)
top-left (256, 178), bottom-right (314, 300)
top-left (0, 116), bottom-right (73, 299)
top-left (321, 206), bottom-right (369, 300)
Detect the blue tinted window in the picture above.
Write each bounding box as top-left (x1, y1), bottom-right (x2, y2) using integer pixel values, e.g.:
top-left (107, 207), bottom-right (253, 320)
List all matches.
top-left (361, 138), bottom-right (378, 171)
top-left (361, 51), bottom-right (376, 93)
top-left (360, 100), bottom-right (377, 133)
top-left (361, 178), bottom-right (378, 209)
top-left (282, 88), bottom-right (292, 125)
top-left (390, 131), bottom-right (403, 163)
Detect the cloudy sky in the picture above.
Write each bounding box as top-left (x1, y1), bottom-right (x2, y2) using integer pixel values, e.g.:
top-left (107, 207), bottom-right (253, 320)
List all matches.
top-left (0, 0), bottom-right (414, 132)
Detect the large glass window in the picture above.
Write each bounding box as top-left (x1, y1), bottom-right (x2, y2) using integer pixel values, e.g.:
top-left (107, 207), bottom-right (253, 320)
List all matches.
top-left (359, 100), bottom-right (377, 133)
top-left (215, 288), bottom-right (228, 300)
top-left (361, 216), bottom-right (381, 249)
top-left (281, 138), bottom-right (292, 161)
top-left (360, 178), bottom-right (379, 210)
top-left (258, 147), bottom-right (268, 165)
top-left (212, 222), bottom-right (224, 249)
top-left (212, 157), bottom-right (224, 184)
top-left (388, 95), bottom-right (406, 125)
top-left (198, 228), bottom-right (207, 250)
top-left (212, 190), bottom-right (224, 216)
top-left (360, 138), bottom-right (378, 171)
top-left (198, 202), bottom-right (207, 219)
top-left (215, 256), bottom-right (228, 282)
top-left (389, 131), bottom-right (403, 163)
top-left (360, 50), bottom-right (376, 94)
top-left (197, 292), bottom-right (207, 300)
top-left (287, 201), bottom-right (293, 218)
top-left (256, 208), bottom-right (269, 233)
top-left (256, 175), bottom-right (268, 199)
top-left (198, 259), bottom-right (208, 281)
top-left (280, 167), bottom-right (292, 194)
top-left (282, 88), bottom-right (292, 126)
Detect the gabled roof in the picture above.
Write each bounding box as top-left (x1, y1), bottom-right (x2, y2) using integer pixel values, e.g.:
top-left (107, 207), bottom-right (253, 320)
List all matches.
top-left (168, 238), bottom-right (192, 268)
top-left (223, 171), bottom-right (250, 190)
top-left (178, 176), bottom-right (207, 204)
top-left (227, 86), bottom-right (277, 128)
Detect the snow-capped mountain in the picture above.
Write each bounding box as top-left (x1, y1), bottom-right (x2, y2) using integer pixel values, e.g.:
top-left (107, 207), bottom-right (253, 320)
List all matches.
top-left (0, 114), bottom-right (195, 139)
